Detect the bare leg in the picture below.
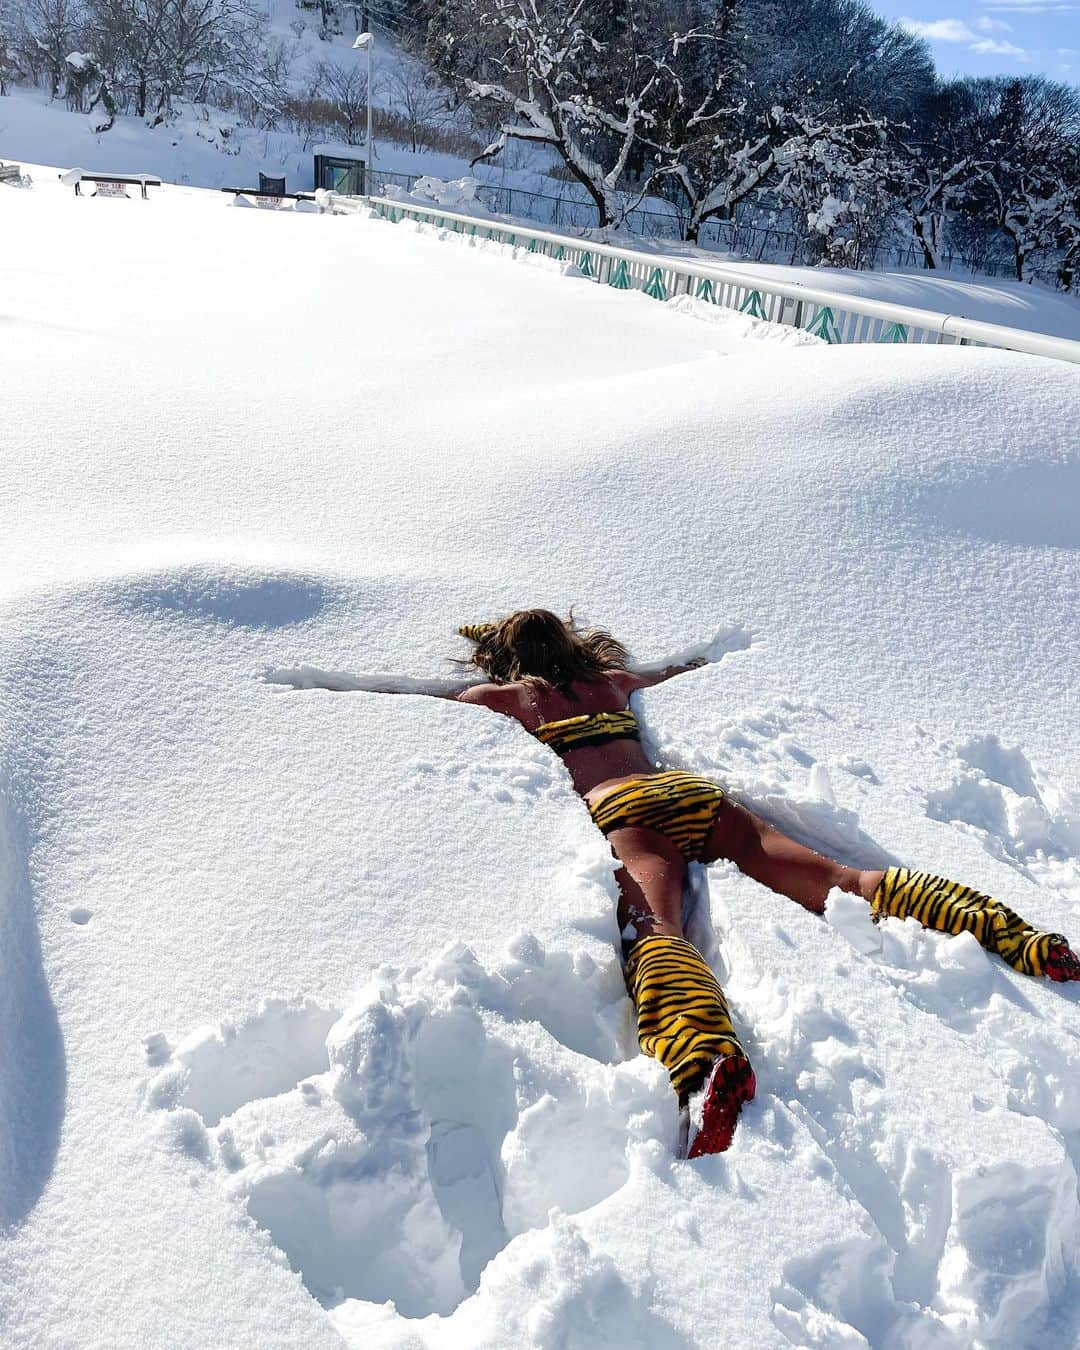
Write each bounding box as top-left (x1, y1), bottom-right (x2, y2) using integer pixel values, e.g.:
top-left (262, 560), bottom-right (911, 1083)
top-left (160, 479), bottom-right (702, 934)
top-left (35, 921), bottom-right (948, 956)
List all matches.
top-left (702, 799), bottom-right (885, 914)
top-left (605, 826), bottom-right (688, 940)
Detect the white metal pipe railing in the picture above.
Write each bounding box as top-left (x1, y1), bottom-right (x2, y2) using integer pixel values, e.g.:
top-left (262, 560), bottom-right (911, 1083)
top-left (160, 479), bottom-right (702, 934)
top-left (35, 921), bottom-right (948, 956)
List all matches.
top-left (343, 192), bottom-right (1080, 366)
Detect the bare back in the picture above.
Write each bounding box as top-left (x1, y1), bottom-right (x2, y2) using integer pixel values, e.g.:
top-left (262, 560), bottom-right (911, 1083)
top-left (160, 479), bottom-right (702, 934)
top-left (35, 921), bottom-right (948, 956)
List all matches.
top-left (459, 672), bottom-right (660, 800)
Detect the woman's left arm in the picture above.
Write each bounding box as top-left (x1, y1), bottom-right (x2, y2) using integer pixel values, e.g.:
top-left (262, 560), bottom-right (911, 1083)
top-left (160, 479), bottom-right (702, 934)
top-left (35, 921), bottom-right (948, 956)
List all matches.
top-left (626, 624), bottom-right (754, 688)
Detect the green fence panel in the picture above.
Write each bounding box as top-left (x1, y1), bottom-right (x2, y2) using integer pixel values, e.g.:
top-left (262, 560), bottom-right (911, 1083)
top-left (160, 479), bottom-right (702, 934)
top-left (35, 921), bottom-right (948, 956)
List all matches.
top-left (695, 277), bottom-right (716, 303)
top-left (806, 305), bottom-right (839, 343)
top-left (644, 268), bottom-right (668, 300)
top-left (880, 322), bottom-right (908, 343)
top-left (739, 289), bottom-right (766, 318)
top-left (609, 259), bottom-right (632, 289)
top-left (580, 252), bottom-right (595, 277)
top-left (554, 245), bottom-right (565, 261)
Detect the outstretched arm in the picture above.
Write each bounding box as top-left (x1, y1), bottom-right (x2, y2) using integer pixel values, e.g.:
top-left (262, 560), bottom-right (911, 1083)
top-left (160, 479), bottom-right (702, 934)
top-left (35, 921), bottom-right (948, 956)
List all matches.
top-left (617, 660), bottom-right (708, 692)
top-left (264, 665), bottom-right (479, 699)
top-left (623, 624), bottom-right (754, 690)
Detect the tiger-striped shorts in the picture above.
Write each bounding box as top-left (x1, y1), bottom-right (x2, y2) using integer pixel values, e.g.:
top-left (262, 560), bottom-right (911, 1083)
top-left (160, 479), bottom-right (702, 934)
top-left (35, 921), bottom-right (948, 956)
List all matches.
top-left (587, 771), bottom-right (726, 862)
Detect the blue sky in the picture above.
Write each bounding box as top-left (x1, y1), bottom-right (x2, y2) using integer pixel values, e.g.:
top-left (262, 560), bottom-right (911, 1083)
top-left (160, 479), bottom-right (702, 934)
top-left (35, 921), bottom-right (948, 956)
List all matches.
top-left (870, 0), bottom-right (1079, 83)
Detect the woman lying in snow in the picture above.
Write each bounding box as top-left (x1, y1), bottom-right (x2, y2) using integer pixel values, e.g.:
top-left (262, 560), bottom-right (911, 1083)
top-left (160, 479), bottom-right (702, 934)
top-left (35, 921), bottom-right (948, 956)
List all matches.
top-left (326, 609), bottom-right (1080, 1157)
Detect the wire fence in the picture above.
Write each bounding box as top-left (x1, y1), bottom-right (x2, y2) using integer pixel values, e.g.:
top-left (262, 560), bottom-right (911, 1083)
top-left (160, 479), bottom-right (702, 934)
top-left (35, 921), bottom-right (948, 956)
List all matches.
top-left (360, 192), bottom-right (1080, 365)
top-left (366, 166), bottom-right (1032, 282)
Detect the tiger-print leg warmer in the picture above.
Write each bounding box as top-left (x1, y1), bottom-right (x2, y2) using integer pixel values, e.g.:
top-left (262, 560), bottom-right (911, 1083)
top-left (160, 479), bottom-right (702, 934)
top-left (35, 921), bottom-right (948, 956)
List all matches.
top-left (624, 935), bottom-right (750, 1100)
top-left (871, 866), bottom-right (1072, 978)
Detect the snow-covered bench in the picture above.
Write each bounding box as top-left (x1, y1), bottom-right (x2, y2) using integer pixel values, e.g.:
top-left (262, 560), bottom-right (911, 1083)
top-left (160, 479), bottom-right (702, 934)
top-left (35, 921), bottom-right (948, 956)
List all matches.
top-left (220, 186), bottom-right (320, 212)
top-left (61, 169), bottom-right (162, 200)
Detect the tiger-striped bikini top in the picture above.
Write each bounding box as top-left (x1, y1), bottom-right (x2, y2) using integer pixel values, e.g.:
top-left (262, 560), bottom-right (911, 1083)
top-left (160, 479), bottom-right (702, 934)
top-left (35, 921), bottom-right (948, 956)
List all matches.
top-left (532, 709), bottom-right (640, 754)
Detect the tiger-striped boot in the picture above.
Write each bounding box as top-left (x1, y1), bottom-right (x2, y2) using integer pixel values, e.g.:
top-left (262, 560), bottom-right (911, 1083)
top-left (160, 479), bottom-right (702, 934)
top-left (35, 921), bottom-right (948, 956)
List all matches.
top-left (871, 867), bottom-right (1079, 981)
top-left (624, 935), bottom-right (756, 1155)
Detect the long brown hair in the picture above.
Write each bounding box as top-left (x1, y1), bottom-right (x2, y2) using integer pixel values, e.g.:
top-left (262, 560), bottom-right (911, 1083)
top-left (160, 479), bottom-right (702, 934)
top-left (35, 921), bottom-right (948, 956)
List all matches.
top-left (460, 609), bottom-right (628, 693)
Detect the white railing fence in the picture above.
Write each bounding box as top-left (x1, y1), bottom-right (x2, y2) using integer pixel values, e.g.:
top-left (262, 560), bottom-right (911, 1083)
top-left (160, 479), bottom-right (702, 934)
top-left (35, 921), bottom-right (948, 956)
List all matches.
top-left (332, 192), bottom-right (1080, 366)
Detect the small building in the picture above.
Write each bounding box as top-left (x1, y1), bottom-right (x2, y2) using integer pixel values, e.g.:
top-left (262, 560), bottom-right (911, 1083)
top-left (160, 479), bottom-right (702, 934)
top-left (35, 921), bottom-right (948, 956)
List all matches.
top-left (313, 145), bottom-right (367, 195)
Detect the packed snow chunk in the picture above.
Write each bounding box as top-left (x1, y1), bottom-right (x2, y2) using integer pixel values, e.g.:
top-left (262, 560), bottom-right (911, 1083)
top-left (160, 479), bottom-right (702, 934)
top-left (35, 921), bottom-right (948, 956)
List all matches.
top-left (825, 889), bottom-right (883, 957)
top-left (409, 176), bottom-right (482, 210)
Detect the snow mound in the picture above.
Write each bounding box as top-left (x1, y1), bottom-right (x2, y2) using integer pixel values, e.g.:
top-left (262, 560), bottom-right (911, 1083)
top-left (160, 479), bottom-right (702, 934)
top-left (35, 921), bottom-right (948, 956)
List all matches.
top-left (3, 168), bottom-right (1080, 1349)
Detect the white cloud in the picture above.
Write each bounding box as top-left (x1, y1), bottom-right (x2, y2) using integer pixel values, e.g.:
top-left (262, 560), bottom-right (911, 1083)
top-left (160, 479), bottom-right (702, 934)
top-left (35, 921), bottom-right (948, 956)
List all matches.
top-left (972, 36), bottom-right (1029, 54)
top-left (979, 1), bottom-right (1078, 12)
top-left (899, 16), bottom-right (976, 39)
top-left (897, 12), bottom-right (1031, 60)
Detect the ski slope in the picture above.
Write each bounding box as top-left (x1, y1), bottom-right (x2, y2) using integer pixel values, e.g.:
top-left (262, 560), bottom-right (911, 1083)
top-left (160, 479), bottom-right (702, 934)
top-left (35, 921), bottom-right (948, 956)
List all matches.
top-left (1, 175), bottom-right (1079, 1350)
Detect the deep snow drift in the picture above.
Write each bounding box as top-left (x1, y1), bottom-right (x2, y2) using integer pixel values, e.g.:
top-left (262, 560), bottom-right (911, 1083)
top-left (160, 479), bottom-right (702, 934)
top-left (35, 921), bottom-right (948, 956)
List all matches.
top-left (1, 175), bottom-right (1079, 1350)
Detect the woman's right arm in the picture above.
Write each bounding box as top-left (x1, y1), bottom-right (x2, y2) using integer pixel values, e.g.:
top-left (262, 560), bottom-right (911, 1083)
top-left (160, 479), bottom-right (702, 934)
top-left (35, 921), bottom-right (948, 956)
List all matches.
top-left (263, 667), bottom-right (521, 714)
top-left (264, 665), bottom-right (478, 698)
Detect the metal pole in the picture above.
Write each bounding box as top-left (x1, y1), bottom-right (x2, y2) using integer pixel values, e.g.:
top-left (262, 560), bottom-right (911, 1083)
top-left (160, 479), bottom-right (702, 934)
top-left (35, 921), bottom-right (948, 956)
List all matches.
top-left (366, 41), bottom-right (373, 171)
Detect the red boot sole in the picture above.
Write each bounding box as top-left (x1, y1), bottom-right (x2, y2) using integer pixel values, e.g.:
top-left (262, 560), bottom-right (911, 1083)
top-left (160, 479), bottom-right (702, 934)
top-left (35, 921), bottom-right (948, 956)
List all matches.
top-left (687, 1055), bottom-right (756, 1158)
top-left (1046, 939), bottom-right (1080, 983)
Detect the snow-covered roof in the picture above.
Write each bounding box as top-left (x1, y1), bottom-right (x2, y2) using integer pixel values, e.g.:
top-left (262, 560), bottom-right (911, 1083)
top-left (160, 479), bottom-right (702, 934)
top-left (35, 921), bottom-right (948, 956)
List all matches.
top-left (312, 143), bottom-right (369, 161)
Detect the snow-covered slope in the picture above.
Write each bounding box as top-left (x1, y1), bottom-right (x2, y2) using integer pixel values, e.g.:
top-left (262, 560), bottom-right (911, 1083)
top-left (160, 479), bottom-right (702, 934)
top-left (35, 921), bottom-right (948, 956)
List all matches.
top-left (0, 1), bottom-right (555, 194)
top-left (1, 175), bottom-right (1079, 1350)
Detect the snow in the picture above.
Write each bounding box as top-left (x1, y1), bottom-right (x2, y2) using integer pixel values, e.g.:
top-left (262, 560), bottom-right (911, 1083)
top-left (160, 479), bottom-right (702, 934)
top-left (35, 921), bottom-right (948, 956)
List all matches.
top-left (1, 168), bottom-right (1079, 1349)
top-left (0, 7), bottom-right (564, 196)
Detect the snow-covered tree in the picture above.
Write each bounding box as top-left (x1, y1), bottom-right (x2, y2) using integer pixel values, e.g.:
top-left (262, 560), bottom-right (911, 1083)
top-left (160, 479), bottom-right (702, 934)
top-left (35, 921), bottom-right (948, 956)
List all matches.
top-left (770, 120), bottom-right (893, 266)
top-left (85, 0), bottom-right (266, 121)
top-left (652, 101), bottom-right (888, 246)
top-left (313, 55), bottom-right (370, 142)
top-left (879, 82), bottom-right (984, 270)
top-left (382, 60), bottom-right (448, 151)
top-left (0, 0), bottom-right (19, 95)
top-left (13, 0), bottom-right (86, 97)
top-left (961, 76), bottom-right (1080, 282)
top-left (459, 0), bottom-right (682, 228)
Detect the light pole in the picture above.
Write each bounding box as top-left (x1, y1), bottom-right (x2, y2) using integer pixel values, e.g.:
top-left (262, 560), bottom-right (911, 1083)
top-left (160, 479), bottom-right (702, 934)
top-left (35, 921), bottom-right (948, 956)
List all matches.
top-left (352, 32), bottom-right (374, 193)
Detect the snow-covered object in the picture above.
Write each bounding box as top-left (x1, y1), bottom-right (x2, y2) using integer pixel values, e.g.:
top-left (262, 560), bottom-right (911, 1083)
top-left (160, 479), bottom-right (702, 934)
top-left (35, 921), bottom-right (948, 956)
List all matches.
top-left (1, 169), bottom-right (1080, 1350)
top-left (409, 175), bottom-right (483, 209)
